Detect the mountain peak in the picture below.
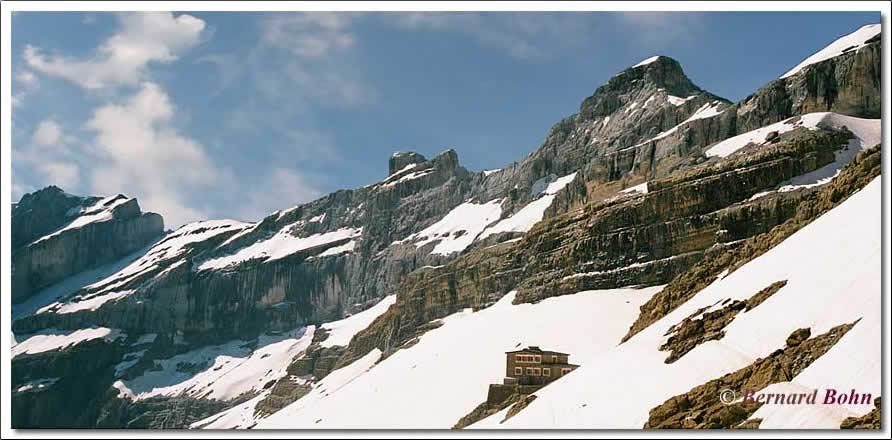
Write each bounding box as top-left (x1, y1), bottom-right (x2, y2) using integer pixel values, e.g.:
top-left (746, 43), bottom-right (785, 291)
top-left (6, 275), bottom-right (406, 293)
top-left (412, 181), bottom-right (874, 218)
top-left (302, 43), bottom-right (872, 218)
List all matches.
top-left (388, 151), bottom-right (427, 175)
top-left (630, 55), bottom-right (665, 68)
top-left (579, 55), bottom-right (704, 119)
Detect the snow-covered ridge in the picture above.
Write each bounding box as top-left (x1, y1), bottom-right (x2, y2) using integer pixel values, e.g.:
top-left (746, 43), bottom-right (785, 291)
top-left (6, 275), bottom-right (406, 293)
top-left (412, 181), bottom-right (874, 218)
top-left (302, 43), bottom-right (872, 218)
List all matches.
top-left (12, 327), bottom-right (125, 358)
top-left (478, 172), bottom-right (577, 240)
top-left (706, 113), bottom-right (879, 200)
top-left (381, 168), bottom-right (435, 188)
top-left (199, 225), bottom-right (363, 270)
top-left (704, 112), bottom-right (880, 159)
top-left (30, 195), bottom-right (132, 245)
top-left (781, 23), bottom-right (880, 79)
top-left (632, 55), bottom-right (662, 68)
top-left (621, 101), bottom-right (725, 153)
top-left (395, 199), bottom-right (503, 256)
top-left (33, 220), bottom-right (252, 315)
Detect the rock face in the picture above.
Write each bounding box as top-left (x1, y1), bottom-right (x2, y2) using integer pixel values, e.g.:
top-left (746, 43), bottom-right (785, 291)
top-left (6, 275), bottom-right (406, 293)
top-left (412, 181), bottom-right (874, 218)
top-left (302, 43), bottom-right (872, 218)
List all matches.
top-left (338, 136), bottom-right (878, 370)
top-left (9, 24), bottom-right (882, 429)
top-left (840, 397), bottom-right (881, 429)
top-left (11, 188), bottom-right (164, 304)
top-left (660, 280), bottom-right (786, 363)
top-left (745, 36), bottom-right (881, 129)
top-left (12, 337), bottom-right (126, 428)
top-left (623, 144), bottom-right (881, 342)
top-left (644, 323), bottom-right (856, 429)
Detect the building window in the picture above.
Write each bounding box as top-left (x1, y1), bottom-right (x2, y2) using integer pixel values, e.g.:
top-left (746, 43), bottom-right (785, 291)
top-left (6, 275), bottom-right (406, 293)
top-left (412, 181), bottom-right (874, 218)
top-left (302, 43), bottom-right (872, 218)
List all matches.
top-left (533, 368), bottom-right (541, 376)
top-left (562, 368), bottom-right (571, 376)
top-left (514, 367), bottom-right (522, 375)
top-left (526, 368), bottom-right (534, 375)
top-left (543, 368), bottom-right (551, 376)
top-left (552, 355), bottom-right (558, 363)
top-left (534, 355), bottom-right (541, 363)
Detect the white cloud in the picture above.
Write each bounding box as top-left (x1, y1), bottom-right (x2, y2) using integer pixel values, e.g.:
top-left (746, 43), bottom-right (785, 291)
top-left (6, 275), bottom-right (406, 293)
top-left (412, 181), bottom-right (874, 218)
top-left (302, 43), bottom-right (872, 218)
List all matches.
top-left (85, 82), bottom-right (221, 227)
top-left (261, 12), bottom-right (356, 57)
top-left (616, 12), bottom-right (705, 47)
top-left (194, 54), bottom-right (241, 91)
top-left (244, 12), bottom-right (371, 109)
top-left (16, 118), bottom-right (82, 191)
top-left (24, 12), bottom-right (206, 90)
top-left (12, 69), bottom-right (40, 108)
top-left (12, 181), bottom-right (36, 202)
top-left (252, 60), bottom-right (368, 108)
top-left (391, 12), bottom-right (590, 60)
top-left (236, 167), bottom-right (322, 222)
top-left (16, 70), bottom-right (39, 87)
top-left (32, 119), bottom-right (62, 145)
top-left (38, 162), bottom-right (80, 189)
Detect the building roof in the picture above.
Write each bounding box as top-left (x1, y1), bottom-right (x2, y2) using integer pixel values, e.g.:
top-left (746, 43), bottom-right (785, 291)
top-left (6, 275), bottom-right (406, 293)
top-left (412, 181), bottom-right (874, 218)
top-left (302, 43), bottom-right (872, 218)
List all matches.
top-left (505, 346), bottom-right (570, 356)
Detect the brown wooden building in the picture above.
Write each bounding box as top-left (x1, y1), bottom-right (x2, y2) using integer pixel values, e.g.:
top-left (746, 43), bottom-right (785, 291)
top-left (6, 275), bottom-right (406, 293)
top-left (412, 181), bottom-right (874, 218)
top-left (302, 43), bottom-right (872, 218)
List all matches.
top-left (503, 346), bottom-right (579, 386)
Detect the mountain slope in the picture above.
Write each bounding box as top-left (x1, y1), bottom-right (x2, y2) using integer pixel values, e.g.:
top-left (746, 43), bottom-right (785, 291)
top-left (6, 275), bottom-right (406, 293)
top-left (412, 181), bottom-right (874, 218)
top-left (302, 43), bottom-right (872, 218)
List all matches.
top-left (11, 187), bottom-right (163, 304)
top-left (480, 174), bottom-right (880, 429)
top-left (255, 286), bottom-right (664, 428)
top-left (9, 22), bottom-right (882, 429)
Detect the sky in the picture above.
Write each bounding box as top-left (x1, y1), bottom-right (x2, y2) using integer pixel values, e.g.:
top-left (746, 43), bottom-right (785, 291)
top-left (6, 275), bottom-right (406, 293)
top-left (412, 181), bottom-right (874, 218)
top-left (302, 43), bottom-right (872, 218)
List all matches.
top-left (9, 11), bottom-right (880, 228)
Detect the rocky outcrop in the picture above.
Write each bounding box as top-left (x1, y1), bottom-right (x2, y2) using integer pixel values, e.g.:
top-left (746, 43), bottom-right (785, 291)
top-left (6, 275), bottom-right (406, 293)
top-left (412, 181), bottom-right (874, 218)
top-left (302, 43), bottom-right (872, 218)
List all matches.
top-left (660, 280), bottom-right (786, 363)
top-left (737, 37), bottom-right (881, 133)
top-left (97, 394), bottom-right (235, 429)
top-left (11, 189), bottom-right (164, 304)
top-left (840, 397), bottom-right (881, 429)
top-left (623, 144), bottom-right (881, 342)
top-left (12, 337), bottom-right (126, 428)
top-left (453, 390), bottom-right (538, 429)
top-left (252, 380), bottom-right (312, 420)
top-left (644, 323), bottom-right (856, 429)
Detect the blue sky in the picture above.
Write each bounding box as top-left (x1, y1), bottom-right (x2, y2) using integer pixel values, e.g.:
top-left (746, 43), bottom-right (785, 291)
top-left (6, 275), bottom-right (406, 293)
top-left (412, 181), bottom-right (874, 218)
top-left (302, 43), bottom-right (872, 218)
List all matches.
top-left (10, 11), bottom-right (879, 227)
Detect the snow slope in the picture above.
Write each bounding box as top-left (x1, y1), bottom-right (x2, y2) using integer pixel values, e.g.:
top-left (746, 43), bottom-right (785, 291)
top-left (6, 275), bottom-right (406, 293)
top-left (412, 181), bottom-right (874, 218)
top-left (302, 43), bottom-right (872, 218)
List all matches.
top-left (12, 240), bottom-right (157, 320)
top-left (34, 220), bottom-right (251, 315)
top-left (198, 226), bottom-right (362, 270)
top-left (114, 327), bottom-right (315, 401)
top-left (705, 112), bottom-right (879, 159)
top-left (781, 24), bottom-right (881, 79)
top-left (320, 295), bottom-right (396, 348)
top-left (395, 199), bottom-right (503, 256)
top-left (477, 176), bottom-right (880, 429)
top-left (190, 295), bottom-right (397, 428)
top-left (12, 327), bottom-right (126, 358)
top-left (30, 195), bottom-right (132, 245)
top-left (624, 101), bottom-right (725, 152)
top-left (256, 285), bottom-right (663, 428)
top-left (632, 55), bottom-right (661, 68)
top-left (774, 114), bottom-right (881, 192)
top-left (478, 172), bottom-right (577, 239)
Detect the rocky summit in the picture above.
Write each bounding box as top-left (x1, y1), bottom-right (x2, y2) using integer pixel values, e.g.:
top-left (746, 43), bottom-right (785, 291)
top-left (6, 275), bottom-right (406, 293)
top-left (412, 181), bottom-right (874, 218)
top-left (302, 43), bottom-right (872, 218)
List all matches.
top-left (9, 22), bottom-right (882, 431)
